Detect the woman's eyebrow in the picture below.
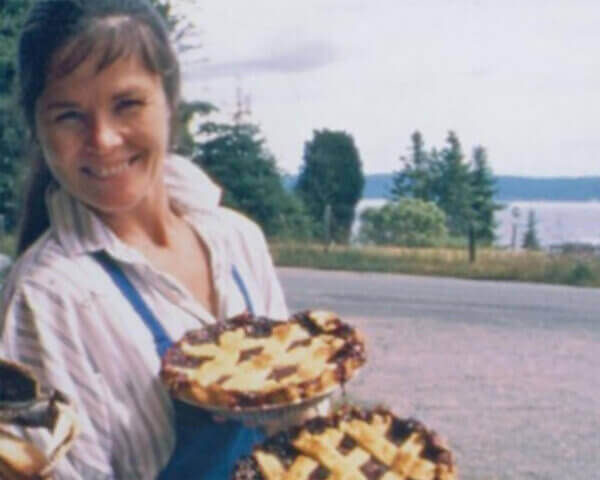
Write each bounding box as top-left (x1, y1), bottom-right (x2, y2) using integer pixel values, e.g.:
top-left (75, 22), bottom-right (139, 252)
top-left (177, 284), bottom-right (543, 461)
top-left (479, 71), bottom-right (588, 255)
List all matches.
top-left (112, 87), bottom-right (147, 100)
top-left (44, 100), bottom-right (80, 111)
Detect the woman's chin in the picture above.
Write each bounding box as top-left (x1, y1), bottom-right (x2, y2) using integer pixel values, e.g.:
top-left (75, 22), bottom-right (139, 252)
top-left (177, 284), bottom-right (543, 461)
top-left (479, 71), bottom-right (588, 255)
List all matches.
top-left (86, 196), bottom-right (145, 218)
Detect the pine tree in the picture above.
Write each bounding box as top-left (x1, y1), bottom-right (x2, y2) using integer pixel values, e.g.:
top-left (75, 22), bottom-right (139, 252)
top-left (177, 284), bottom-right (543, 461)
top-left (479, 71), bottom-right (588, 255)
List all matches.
top-left (470, 146), bottom-right (501, 245)
top-left (391, 131), bottom-right (439, 202)
top-left (193, 118), bottom-right (312, 238)
top-left (436, 131), bottom-right (473, 237)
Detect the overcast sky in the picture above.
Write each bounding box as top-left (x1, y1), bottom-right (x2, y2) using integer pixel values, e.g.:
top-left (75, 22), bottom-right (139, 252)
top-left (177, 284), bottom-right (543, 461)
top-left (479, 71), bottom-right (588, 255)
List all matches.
top-left (177, 0), bottom-right (600, 177)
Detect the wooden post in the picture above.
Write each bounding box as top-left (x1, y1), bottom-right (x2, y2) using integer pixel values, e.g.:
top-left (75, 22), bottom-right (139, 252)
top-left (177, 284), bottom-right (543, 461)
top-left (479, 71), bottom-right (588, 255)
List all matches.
top-left (468, 224), bottom-right (476, 263)
top-left (323, 204), bottom-right (332, 252)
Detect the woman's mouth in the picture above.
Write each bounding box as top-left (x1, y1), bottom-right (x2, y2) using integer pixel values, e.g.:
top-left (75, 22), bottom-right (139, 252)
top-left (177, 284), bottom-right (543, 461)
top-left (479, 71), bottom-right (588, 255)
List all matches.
top-left (84, 154), bottom-right (140, 179)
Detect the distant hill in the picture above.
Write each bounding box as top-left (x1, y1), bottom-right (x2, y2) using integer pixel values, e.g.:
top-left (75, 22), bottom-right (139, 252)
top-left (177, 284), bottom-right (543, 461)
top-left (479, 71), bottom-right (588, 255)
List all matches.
top-left (493, 176), bottom-right (600, 201)
top-left (284, 174), bottom-right (600, 201)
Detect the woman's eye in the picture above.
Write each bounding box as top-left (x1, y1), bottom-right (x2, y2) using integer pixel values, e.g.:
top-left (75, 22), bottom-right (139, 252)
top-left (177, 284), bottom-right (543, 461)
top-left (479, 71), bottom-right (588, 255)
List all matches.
top-left (54, 111), bottom-right (83, 123)
top-left (116, 99), bottom-right (144, 113)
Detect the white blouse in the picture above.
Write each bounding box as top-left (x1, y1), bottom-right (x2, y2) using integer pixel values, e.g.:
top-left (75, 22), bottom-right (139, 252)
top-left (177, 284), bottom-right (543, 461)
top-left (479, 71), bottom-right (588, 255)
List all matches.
top-left (0, 155), bottom-right (288, 479)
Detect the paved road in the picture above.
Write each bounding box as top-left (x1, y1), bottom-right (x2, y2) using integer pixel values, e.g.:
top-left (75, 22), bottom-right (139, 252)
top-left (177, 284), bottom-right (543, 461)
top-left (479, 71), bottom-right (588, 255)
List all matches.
top-left (277, 267), bottom-right (600, 480)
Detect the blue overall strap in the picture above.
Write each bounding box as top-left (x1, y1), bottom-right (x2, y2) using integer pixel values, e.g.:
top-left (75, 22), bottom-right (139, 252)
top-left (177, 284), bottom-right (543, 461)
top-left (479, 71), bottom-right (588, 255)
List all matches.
top-left (92, 251), bottom-right (265, 479)
top-left (232, 265), bottom-right (254, 314)
top-left (92, 251), bottom-right (172, 356)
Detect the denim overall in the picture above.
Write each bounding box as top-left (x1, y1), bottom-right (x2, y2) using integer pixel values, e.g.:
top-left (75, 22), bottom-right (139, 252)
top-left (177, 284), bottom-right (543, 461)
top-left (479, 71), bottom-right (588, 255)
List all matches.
top-left (94, 252), bottom-right (265, 479)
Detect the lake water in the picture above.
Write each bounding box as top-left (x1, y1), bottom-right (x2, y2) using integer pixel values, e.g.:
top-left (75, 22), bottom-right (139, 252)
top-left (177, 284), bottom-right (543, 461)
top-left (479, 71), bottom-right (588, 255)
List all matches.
top-left (354, 199), bottom-right (600, 247)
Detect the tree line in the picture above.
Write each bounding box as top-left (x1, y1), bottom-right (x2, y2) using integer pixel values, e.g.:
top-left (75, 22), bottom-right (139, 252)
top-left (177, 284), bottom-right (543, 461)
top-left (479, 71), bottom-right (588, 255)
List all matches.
top-left (360, 130), bottom-right (502, 260)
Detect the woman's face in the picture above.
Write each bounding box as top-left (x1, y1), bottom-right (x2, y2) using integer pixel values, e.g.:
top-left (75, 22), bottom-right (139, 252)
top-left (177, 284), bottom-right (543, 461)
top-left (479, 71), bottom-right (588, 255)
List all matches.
top-left (35, 49), bottom-right (171, 218)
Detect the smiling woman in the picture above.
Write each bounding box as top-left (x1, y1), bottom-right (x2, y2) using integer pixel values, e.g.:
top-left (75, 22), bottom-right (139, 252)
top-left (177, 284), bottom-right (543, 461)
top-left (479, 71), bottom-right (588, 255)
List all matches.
top-left (35, 52), bottom-right (171, 221)
top-left (17, 1), bottom-right (180, 253)
top-left (1, 1), bottom-right (289, 479)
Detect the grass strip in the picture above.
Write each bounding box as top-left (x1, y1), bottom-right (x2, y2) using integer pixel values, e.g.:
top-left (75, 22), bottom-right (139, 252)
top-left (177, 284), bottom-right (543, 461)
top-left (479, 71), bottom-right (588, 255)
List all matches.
top-left (270, 242), bottom-right (600, 287)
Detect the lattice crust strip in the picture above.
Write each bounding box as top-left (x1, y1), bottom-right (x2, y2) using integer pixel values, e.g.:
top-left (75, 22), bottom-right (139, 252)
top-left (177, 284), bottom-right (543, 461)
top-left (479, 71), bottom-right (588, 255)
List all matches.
top-left (232, 406), bottom-right (457, 480)
top-left (161, 311), bottom-right (366, 409)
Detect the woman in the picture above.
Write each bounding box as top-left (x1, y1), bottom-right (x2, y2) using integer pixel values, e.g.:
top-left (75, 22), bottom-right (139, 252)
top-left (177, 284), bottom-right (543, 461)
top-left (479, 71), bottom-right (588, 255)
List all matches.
top-left (0, 0), bottom-right (288, 478)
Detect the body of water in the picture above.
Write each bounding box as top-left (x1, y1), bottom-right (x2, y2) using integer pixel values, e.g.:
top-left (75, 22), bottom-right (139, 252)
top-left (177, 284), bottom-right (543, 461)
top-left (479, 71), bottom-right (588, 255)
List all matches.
top-left (354, 199), bottom-right (600, 247)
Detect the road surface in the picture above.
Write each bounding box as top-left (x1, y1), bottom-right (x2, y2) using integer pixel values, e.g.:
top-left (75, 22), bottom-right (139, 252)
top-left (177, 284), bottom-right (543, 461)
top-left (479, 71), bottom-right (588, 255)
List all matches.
top-left (278, 267), bottom-right (600, 480)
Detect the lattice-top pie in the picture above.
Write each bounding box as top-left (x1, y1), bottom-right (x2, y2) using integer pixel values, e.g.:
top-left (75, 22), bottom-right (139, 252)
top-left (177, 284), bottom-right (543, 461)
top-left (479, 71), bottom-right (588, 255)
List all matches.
top-left (232, 406), bottom-right (457, 480)
top-left (160, 311), bottom-right (366, 409)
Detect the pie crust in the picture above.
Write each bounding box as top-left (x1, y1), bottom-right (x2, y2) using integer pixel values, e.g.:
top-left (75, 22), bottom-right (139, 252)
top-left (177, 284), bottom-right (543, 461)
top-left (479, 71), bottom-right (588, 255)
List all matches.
top-left (160, 311), bottom-right (366, 409)
top-left (0, 359), bottom-right (79, 480)
top-left (232, 406), bottom-right (457, 480)
top-left (0, 428), bottom-right (49, 480)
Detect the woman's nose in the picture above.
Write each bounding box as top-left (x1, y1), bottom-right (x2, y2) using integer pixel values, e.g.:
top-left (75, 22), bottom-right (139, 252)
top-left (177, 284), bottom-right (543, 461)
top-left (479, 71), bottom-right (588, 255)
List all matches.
top-left (86, 115), bottom-right (123, 153)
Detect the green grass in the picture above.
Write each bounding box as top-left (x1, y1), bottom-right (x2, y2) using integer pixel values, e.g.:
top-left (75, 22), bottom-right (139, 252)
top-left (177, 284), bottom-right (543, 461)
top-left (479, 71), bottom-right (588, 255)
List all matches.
top-left (270, 242), bottom-right (600, 287)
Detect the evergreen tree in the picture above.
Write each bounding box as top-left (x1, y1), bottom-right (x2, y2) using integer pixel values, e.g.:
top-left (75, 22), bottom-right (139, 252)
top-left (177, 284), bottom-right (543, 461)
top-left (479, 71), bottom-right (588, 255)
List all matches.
top-left (391, 130), bottom-right (500, 258)
top-left (193, 119), bottom-right (313, 238)
top-left (522, 210), bottom-right (541, 250)
top-left (470, 146), bottom-right (501, 245)
top-left (436, 131), bottom-right (474, 236)
top-left (0, 0), bottom-right (33, 232)
top-left (296, 129), bottom-right (365, 243)
top-left (391, 131), bottom-right (438, 202)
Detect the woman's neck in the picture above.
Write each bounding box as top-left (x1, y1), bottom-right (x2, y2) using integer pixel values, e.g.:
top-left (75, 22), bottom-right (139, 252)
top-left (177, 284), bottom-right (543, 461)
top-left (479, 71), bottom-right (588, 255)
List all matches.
top-left (96, 184), bottom-right (183, 249)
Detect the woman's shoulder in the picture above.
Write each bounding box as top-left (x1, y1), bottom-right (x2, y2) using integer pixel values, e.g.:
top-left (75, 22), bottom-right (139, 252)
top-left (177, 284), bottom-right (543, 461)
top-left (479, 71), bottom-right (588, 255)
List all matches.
top-left (209, 206), bottom-right (270, 257)
top-left (2, 231), bottom-right (96, 306)
top-left (214, 206), bottom-right (265, 239)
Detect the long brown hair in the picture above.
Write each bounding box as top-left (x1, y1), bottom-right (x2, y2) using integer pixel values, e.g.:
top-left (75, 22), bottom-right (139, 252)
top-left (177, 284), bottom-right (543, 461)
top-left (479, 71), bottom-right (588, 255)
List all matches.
top-left (16, 0), bottom-right (181, 255)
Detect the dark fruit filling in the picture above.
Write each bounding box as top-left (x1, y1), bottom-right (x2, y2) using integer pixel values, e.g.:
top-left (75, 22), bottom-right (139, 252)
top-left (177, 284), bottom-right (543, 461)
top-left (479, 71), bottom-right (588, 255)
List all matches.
top-left (245, 317), bottom-right (276, 338)
top-left (360, 457), bottom-right (388, 480)
top-left (387, 416), bottom-right (417, 443)
top-left (286, 338), bottom-right (312, 351)
top-left (337, 434), bottom-right (357, 454)
top-left (262, 432), bottom-right (300, 468)
top-left (232, 457), bottom-right (263, 480)
top-left (308, 465), bottom-right (330, 479)
top-left (294, 311), bottom-right (322, 336)
top-left (267, 365), bottom-right (298, 382)
top-left (0, 364), bottom-right (36, 403)
top-left (238, 347), bottom-right (264, 363)
top-left (165, 349), bottom-right (211, 368)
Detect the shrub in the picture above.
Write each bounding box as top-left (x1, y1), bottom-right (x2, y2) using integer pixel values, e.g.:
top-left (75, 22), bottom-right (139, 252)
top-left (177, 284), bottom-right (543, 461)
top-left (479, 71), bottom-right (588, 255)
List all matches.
top-left (358, 199), bottom-right (447, 247)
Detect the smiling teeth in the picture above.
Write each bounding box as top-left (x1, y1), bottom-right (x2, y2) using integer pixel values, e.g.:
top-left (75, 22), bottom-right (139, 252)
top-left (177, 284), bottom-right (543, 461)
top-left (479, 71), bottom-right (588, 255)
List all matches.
top-left (93, 161), bottom-right (131, 178)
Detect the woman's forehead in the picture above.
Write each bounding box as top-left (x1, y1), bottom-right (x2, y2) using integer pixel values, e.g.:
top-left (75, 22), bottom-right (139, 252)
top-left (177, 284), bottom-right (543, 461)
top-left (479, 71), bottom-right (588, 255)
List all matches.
top-left (41, 53), bottom-right (161, 102)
